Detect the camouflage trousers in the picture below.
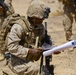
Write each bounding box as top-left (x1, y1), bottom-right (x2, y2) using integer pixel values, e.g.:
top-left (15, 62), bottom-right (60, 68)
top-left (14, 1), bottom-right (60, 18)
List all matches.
top-left (63, 14), bottom-right (73, 41)
top-left (7, 55), bottom-right (39, 75)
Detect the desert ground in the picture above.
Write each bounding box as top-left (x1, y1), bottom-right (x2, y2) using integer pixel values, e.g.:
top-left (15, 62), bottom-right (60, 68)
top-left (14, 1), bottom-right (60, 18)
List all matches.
top-left (0, 0), bottom-right (76, 75)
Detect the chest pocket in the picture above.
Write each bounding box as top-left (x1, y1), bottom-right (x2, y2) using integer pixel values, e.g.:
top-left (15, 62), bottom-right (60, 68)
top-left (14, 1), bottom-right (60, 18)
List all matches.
top-left (24, 32), bottom-right (36, 48)
top-left (19, 23), bottom-right (44, 48)
top-left (19, 29), bottom-right (43, 49)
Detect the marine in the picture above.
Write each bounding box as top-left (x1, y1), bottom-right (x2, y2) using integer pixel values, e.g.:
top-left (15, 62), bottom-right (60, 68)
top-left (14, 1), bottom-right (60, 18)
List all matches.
top-left (0, 0), bottom-right (15, 60)
top-left (1, 1), bottom-right (52, 75)
top-left (59, 0), bottom-right (76, 41)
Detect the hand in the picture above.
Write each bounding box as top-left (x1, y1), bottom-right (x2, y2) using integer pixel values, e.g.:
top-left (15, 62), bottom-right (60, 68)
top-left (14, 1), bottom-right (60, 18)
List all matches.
top-left (53, 51), bottom-right (61, 55)
top-left (28, 48), bottom-right (43, 56)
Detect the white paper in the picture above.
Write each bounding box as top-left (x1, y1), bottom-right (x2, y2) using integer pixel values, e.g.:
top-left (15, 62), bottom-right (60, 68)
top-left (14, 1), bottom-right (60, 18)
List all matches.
top-left (42, 43), bottom-right (53, 50)
top-left (43, 40), bottom-right (76, 56)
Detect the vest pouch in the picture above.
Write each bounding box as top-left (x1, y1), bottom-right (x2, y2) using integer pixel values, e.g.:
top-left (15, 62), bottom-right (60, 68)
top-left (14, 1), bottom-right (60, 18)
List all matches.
top-left (0, 29), bottom-right (7, 54)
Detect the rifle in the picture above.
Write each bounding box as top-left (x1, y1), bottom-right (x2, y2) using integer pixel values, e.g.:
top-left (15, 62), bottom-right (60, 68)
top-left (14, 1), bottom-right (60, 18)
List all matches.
top-left (39, 22), bottom-right (54, 75)
top-left (39, 40), bottom-right (76, 75)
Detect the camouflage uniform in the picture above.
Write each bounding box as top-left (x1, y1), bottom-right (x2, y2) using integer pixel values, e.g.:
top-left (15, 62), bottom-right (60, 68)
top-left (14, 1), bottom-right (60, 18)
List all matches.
top-left (0, 0), bottom-right (14, 60)
top-left (0, 5), bottom-right (5, 29)
top-left (7, 24), bottom-right (41, 75)
top-left (4, 0), bottom-right (15, 16)
top-left (5, 2), bottom-right (51, 75)
top-left (62, 0), bottom-right (76, 41)
top-left (0, 0), bottom-right (14, 28)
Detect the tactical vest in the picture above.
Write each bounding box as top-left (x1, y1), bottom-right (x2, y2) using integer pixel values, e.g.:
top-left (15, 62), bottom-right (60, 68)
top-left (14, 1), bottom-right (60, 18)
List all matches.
top-left (0, 13), bottom-right (44, 61)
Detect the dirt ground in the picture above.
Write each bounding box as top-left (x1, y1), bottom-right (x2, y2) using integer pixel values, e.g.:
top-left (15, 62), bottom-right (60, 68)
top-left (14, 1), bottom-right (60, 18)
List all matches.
top-left (0, 0), bottom-right (76, 75)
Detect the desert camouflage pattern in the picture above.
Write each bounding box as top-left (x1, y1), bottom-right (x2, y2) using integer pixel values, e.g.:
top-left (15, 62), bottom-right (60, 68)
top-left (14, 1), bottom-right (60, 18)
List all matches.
top-left (0, 13), bottom-right (39, 74)
top-left (4, 0), bottom-right (15, 16)
top-left (0, 6), bottom-right (5, 29)
top-left (27, 3), bottom-right (45, 18)
top-left (62, 0), bottom-right (76, 41)
top-left (0, 0), bottom-right (15, 60)
top-left (0, 0), bottom-right (7, 60)
top-left (0, 0), bottom-right (15, 32)
top-left (1, 1), bottom-right (50, 74)
top-left (5, 18), bottom-right (45, 75)
top-left (27, 1), bottom-right (50, 19)
top-left (0, 13), bottom-right (45, 74)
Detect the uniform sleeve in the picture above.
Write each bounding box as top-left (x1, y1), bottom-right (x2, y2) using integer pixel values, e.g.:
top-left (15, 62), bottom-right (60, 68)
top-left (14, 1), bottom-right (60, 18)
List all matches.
top-left (6, 24), bottom-right (29, 59)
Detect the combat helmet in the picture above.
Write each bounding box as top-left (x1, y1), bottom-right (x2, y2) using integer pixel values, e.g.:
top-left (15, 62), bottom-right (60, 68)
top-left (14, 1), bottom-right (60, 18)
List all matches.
top-left (27, 2), bottom-right (51, 19)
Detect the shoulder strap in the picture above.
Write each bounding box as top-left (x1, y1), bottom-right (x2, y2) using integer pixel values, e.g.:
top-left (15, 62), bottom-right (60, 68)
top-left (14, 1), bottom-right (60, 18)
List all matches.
top-left (2, 13), bottom-right (32, 39)
top-left (20, 16), bottom-right (32, 32)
